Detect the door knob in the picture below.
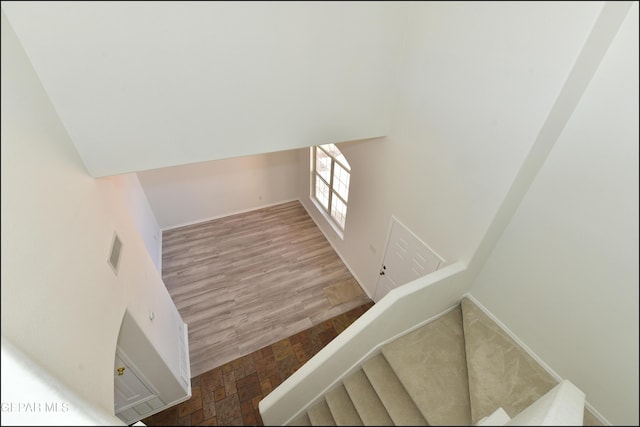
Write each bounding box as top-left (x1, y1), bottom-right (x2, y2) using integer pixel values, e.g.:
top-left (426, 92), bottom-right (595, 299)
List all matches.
top-left (117, 367), bottom-right (125, 376)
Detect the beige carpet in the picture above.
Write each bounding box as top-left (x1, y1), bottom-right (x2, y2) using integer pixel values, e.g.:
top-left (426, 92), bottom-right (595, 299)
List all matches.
top-left (323, 279), bottom-right (364, 306)
top-left (293, 297), bottom-right (602, 426)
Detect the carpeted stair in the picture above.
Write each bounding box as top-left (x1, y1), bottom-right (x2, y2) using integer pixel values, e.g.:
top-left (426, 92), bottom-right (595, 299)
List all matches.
top-left (287, 297), bottom-right (599, 426)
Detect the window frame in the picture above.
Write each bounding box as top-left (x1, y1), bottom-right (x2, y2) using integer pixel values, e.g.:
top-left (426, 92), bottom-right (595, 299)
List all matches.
top-left (311, 144), bottom-right (351, 234)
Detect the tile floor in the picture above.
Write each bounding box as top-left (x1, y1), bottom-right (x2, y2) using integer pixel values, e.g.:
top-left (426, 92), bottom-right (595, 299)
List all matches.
top-left (142, 301), bottom-right (374, 426)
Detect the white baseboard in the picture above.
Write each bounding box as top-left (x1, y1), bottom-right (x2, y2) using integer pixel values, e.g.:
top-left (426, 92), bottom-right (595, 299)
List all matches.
top-left (132, 391), bottom-right (191, 425)
top-left (280, 301), bottom-right (460, 425)
top-left (156, 232), bottom-right (163, 273)
top-left (462, 293), bottom-right (611, 426)
top-left (160, 198), bottom-right (300, 231)
top-left (161, 197), bottom-right (373, 300)
top-left (298, 197), bottom-right (373, 300)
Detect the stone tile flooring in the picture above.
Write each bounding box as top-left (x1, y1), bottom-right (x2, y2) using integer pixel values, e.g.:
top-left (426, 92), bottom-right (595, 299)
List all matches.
top-left (142, 301), bottom-right (374, 426)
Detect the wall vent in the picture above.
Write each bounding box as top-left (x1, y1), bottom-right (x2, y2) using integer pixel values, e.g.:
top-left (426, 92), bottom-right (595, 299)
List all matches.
top-left (108, 232), bottom-right (123, 275)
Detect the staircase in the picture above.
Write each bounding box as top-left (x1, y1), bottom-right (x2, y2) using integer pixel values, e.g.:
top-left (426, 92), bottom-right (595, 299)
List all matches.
top-left (286, 297), bottom-right (592, 426)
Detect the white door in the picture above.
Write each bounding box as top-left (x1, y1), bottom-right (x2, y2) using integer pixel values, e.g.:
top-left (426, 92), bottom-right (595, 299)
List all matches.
top-left (374, 218), bottom-right (444, 302)
top-left (114, 352), bottom-right (156, 415)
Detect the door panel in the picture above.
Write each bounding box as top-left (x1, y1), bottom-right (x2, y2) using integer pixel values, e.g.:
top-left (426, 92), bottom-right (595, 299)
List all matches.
top-left (374, 218), bottom-right (443, 301)
top-left (114, 353), bottom-right (155, 414)
top-left (373, 273), bottom-right (396, 302)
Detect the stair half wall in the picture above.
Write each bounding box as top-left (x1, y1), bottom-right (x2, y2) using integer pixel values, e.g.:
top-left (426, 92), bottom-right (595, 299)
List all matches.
top-left (285, 296), bottom-right (600, 426)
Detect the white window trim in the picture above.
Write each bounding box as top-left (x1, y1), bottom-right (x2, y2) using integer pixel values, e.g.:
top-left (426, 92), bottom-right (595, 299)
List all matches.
top-left (310, 196), bottom-right (345, 239)
top-left (311, 145), bottom-right (350, 238)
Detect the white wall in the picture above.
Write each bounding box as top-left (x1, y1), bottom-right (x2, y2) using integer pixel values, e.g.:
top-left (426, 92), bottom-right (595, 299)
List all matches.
top-left (1, 2), bottom-right (405, 177)
top-left (260, 262), bottom-right (471, 425)
top-left (299, 2), bottom-right (603, 297)
top-left (1, 10), bottom-right (185, 420)
top-left (469, 3), bottom-right (639, 425)
top-left (137, 150), bottom-right (300, 229)
top-left (1, 336), bottom-right (124, 425)
top-left (115, 173), bottom-right (162, 271)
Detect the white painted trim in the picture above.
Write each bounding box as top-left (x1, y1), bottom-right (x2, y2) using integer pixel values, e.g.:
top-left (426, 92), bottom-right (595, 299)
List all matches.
top-left (463, 293), bottom-right (563, 381)
top-left (157, 231), bottom-right (163, 273)
top-left (180, 322), bottom-right (192, 390)
top-left (114, 346), bottom-right (161, 416)
top-left (124, 390), bottom-right (192, 424)
top-left (387, 215), bottom-right (446, 264)
top-left (114, 363), bottom-right (191, 423)
top-left (115, 346), bottom-right (160, 397)
top-left (462, 293), bottom-right (611, 426)
top-left (504, 379), bottom-right (585, 426)
top-left (285, 352), bottom-right (377, 422)
top-left (115, 330), bottom-right (192, 424)
top-left (309, 196), bottom-right (345, 240)
top-left (260, 262), bottom-right (469, 425)
top-left (373, 215), bottom-right (447, 301)
top-left (160, 198), bottom-right (300, 231)
top-left (299, 197), bottom-right (371, 299)
top-left (161, 193), bottom-right (371, 299)
top-left (378, 302), bottom-right (460, 346)
top-left (280, 301), bottom-right (461, 424)
top-left (583, 401), bottom-right (611, 427)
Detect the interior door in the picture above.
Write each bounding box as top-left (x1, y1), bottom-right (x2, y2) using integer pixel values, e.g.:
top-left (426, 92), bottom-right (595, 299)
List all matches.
top-left (374, 218), bottom-right (444, 302)
top-left (114, 352), bottom-right (156, 415)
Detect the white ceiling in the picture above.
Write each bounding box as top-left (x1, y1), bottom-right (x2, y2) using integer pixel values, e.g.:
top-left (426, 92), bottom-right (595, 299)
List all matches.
top-left (2, 2), bottom-right (406, 177)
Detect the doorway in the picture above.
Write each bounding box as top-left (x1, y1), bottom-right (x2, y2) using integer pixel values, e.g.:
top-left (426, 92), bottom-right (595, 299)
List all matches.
top-left (114, 347), bottom-right (162, 424)
top-left (374, 217), bottom-right (445, 301)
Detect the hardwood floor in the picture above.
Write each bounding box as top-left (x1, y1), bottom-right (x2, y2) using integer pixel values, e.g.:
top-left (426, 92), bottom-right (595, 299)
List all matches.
top-left (142, 302), bottom-right (374, 426)
top-left (162, 200), bottom-right (372, 378)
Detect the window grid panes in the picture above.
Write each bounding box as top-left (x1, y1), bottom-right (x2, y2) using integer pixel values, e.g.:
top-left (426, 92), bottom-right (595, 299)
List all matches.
top-left (315, 148), bottom-right (332, 183)
top-left (331, 195), bottom-right (348, 229)
top-left (312, 144), bottom-right (351, 231)
top-left (315, 178), bottom-right (330, 210)
top-left (333, 163), bottom-right (350, 202)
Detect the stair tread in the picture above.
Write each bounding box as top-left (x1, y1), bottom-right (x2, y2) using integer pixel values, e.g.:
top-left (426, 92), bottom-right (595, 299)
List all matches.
top-left (476, 407), bottom-right (511, 426)
top-left (343, 369), bottom-right (394, 426)
top-left (288, 412), bottom-right (312, 426)
top-left (460, 297), bottom-right (557, 424)
top-left (362, 353), bottom-right (427, 426)
top-left (381, 305), bottom-right (471, 425)
top-left (308, 399), bottom-right (336, 426)
top-left (325, 384), bottom-right (363, 426)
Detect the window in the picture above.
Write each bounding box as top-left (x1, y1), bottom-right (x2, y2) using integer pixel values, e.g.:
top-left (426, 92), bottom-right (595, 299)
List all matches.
top-left (312, 144), bottom-right (351, 231)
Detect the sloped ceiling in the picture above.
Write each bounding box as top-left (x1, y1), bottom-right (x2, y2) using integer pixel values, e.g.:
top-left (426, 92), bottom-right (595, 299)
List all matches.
top-left (2, 2), bottom-right (406, 177)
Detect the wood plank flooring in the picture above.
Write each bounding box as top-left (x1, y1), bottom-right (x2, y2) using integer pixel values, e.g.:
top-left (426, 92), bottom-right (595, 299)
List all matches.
top-left (162, 200), bottom-right (372, 378)
top-left (142, 302), bottom-right (374, 426)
